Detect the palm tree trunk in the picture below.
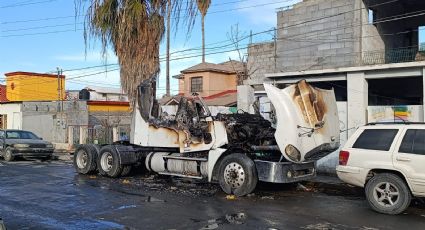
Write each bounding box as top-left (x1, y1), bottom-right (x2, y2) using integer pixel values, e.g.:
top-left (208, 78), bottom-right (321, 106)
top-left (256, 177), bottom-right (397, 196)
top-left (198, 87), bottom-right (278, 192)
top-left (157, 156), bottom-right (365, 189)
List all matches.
top-left (202, 15), bottom-right (205, 63)
top-left (165, 0), bottom-right (172, 96)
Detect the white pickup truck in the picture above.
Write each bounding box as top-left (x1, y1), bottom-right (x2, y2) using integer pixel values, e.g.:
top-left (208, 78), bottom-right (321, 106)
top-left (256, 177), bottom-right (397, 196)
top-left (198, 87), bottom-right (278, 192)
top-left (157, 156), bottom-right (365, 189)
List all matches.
top-left (74, 79), bottom-right (340, 196)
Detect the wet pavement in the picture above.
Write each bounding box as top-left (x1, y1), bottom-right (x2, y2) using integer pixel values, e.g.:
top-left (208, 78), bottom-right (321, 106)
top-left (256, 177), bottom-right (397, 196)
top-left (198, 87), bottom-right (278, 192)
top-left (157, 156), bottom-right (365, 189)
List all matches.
top-left (0, 159), bottom-right (424, 230)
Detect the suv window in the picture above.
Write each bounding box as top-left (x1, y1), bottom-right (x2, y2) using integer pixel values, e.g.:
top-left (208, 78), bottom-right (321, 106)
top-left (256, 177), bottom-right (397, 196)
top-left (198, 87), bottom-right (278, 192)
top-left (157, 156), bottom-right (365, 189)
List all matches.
top-left (352, 129), bottom-right (398, 151)
top-left (399, 129), bottom-right (425, 155)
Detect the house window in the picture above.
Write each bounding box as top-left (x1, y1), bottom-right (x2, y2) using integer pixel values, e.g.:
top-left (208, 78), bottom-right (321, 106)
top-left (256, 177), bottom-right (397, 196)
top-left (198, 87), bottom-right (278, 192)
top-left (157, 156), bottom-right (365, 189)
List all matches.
top-left (191, 77), bottom-right (203, 92)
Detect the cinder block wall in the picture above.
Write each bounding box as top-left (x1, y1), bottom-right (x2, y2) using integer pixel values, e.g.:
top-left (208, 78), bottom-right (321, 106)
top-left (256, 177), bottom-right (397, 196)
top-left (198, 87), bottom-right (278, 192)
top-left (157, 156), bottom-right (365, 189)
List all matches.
top-left (276, 0), bottom-right (362, 72)
top-left (247, 42), bottom-right (276, 84)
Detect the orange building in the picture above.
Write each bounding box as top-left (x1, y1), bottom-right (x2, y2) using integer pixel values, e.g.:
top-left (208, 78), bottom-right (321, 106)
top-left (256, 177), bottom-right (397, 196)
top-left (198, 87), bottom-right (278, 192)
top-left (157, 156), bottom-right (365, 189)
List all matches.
top-left (5, 71), bottom-right (65, 102)
top-left (169, 61), bottom-right (243, 106)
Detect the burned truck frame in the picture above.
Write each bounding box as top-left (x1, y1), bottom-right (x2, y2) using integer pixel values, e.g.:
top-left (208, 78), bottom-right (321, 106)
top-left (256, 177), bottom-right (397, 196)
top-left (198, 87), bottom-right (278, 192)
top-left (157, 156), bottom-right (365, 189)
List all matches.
top-left (74, 79), bottom-right (340, 196)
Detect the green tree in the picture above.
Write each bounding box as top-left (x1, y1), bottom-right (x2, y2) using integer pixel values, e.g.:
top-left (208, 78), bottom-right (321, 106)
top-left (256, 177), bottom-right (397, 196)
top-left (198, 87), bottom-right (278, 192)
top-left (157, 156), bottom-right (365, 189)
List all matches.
top-left (75, 0), bottom-right (199, 102)
top-left (196, 0), bottom-right (211, 63)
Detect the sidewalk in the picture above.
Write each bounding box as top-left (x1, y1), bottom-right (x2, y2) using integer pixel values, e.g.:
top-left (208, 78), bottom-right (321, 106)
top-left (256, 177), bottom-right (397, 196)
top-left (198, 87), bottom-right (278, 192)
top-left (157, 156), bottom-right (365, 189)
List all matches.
top-left (53, 151), bottom-right (73, 161)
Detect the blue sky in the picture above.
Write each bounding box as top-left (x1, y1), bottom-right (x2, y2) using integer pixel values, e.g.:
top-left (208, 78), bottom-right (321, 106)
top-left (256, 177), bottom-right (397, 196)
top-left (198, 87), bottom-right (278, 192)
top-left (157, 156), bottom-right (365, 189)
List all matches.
top-left (0, 0), bottom-right (298, 96)
top-left (1, 0), bottom-right (424, 97)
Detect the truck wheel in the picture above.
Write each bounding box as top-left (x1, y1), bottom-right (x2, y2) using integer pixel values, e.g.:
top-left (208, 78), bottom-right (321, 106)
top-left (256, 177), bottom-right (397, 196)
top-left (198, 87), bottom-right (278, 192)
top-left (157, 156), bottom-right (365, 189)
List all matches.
top-left (98, 145), bottom-right (123, 178)
top-left (121, 166), bottom-right (132, 177)
top-left (365, 173), bottom-right (411, 215)
top-left (4, 147), bottom-right (14, 162)
top-left (218, 153), bottom-right (258, 196)
top-left (74, 145), bottom-right (98, 174)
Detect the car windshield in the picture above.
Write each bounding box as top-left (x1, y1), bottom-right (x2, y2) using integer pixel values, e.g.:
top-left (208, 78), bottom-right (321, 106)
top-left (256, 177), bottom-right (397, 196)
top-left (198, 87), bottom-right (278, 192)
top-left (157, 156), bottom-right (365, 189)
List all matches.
top-left (5, 131), bottom-right (39, 139)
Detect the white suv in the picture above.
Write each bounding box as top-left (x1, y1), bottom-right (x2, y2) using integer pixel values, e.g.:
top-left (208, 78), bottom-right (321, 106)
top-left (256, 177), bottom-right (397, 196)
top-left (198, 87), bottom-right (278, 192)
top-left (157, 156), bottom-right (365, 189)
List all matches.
top-left (337, 123), bottom-right (425, 215)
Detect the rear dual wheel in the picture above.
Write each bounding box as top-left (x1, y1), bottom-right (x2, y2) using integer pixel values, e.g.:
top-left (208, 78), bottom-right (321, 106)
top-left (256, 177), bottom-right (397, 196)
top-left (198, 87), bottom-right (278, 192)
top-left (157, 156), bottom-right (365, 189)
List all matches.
top-left (73, 144), bottom-right (99, 174)
top-left (97, 145), bottom-right (130, 178)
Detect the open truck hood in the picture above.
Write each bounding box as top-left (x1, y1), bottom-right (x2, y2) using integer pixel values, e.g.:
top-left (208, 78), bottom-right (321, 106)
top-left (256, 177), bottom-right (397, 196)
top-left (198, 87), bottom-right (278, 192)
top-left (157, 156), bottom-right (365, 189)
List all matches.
top-left (264, 80), bottom-right (340, 163)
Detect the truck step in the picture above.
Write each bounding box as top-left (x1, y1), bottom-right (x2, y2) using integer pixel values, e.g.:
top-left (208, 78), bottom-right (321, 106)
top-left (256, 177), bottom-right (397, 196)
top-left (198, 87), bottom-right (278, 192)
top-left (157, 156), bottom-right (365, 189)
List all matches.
top-left (158, 172), bottom-right (204, 179)
top-left (163, 155), bottom-right (208, 162)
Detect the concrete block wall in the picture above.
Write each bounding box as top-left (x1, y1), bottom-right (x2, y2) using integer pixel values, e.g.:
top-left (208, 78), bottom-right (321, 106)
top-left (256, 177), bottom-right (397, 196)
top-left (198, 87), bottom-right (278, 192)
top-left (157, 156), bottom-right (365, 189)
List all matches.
top-left (276, 0), bottom-right (362, 72)
top-left (247, 42), bottom-right (276, 84)
top-left (21, 101), bottom-right (89, 144)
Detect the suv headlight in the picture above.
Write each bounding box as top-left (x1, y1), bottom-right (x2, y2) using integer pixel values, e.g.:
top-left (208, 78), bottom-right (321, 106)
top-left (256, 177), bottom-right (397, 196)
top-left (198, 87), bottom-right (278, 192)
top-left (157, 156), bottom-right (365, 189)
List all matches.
top-left (46, 144), bottom-right (54, 148)
top-left (14, 144), bottom-right (30, 148)
top-left (285, 144), bottom-right (301, 162)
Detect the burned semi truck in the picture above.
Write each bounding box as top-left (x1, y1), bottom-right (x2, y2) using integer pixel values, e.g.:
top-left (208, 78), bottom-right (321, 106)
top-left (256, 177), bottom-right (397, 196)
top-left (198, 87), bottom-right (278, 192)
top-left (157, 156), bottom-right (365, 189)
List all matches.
top-left (73, 79), bottom-right (340, 196)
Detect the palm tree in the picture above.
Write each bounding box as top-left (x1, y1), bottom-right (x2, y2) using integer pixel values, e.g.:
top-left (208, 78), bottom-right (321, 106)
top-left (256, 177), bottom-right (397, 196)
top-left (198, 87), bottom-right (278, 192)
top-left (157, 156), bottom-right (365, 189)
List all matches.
top-left (75, 0), bottom-right (198, 102)
top-left (196, 0), bottom-right (211, 63)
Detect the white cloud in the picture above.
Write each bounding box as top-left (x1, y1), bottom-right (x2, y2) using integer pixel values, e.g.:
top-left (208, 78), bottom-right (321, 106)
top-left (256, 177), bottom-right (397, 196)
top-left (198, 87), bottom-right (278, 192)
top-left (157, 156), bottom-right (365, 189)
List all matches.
top-left (65, 67), bottom-right (121, 90)
top-left (55, 51), bottom-right (118, 63)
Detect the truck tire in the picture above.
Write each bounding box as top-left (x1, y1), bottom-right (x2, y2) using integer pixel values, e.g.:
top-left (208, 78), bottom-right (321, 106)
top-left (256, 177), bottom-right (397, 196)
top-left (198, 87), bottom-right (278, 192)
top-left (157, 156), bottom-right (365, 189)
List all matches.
top-left (74, 145), bottom-right (98, 174)
top-left (121, 166), bottom-right (132, 177)
top-left (97, 145), bottom-right (123, 178)
top-left (218, 153), bottom-right (258, 196)
top-left (365, 173), bottom-right (411, 215)
top-left (4, 147), bottom-right (14, 162)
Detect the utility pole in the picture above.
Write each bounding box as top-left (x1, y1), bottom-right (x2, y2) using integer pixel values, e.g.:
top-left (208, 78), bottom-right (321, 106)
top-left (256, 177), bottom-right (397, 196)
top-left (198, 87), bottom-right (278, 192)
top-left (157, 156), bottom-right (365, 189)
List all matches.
top-left (60, 68), bottom-right (64, 112)
top-left (57, 67), bottom-right (61, 112)
top-left (165, 0), bottom-right (171, 97)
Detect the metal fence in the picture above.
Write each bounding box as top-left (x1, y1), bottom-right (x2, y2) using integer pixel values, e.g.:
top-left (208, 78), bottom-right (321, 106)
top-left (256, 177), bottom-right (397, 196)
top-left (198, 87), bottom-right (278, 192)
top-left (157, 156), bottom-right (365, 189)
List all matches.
top-left (69, 125), bottom-right (130, 145)
top-left (87, 126), bottom-right (114, 145)
top-left (363, 47), bottom-right (425, 65)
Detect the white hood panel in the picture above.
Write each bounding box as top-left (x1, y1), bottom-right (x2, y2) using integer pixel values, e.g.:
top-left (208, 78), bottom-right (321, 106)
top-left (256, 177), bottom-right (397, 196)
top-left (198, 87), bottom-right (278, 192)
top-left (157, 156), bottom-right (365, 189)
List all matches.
top-left (264, 80), bottom-right (340, 163)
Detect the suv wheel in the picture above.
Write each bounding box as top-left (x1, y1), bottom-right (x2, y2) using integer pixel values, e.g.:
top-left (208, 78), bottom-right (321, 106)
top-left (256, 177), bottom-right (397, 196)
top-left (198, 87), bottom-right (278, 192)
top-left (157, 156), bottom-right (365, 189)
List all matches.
top-left (365, 173), bottom-right (411, 215)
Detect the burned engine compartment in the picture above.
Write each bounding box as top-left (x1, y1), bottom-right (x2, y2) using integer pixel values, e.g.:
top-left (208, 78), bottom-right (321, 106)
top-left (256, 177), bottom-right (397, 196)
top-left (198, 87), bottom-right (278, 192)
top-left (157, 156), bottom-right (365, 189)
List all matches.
top-left (215, 112), bottom-right (277, 153)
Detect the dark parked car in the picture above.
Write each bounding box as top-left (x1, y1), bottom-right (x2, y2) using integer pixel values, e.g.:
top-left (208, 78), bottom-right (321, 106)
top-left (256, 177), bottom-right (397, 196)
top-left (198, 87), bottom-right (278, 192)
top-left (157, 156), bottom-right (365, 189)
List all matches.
top-left (0, 130), bottom-right (54, 161)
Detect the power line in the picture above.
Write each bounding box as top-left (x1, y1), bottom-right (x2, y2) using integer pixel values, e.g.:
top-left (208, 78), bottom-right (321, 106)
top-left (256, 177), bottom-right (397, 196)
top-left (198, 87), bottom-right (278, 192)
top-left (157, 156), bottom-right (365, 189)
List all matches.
top-left (0, 0), bottom-right (296, 31)
top-left (0, 0), bottom-right (59, 9)
top-left (1, 22), bottom-right (84, 33)
top-left (0, 0), bottom-right (253, 24)
top-left (2, 0), bottom-right (419, 76)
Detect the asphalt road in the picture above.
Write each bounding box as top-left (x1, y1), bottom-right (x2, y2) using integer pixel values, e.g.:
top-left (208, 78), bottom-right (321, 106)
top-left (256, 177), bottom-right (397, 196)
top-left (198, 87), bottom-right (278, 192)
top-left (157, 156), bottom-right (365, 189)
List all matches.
top-left (0, 160), bottom-right (424, 230)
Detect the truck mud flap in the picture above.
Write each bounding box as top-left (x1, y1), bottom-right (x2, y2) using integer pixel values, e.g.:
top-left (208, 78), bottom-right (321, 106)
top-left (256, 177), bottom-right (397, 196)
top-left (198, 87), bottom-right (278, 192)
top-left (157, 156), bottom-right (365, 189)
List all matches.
top-left (254, 160), bottom-right (316, 183)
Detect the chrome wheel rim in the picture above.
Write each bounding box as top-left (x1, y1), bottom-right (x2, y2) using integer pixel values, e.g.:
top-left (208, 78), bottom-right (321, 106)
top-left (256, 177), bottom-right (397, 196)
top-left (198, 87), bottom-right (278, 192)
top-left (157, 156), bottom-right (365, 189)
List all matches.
top-left (373, 182), bottom-right (400, 207)
top-left (100, 152), bottom-right (113, 172)
top-left (76, 150), bottom-right (88, 169)
top-left (224, 162), bottom-right (245, 189)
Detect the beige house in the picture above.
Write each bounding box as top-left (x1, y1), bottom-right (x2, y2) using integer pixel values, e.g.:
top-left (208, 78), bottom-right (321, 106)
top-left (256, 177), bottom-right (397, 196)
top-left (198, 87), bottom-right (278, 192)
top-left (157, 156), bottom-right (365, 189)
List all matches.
top-left (174, 61), bottom-right (243, 99)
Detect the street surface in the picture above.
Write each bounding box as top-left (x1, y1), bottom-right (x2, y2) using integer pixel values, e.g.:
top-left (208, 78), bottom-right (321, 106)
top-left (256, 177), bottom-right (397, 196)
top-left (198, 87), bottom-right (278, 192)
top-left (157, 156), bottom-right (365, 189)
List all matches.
top-left (0, 159), bottom-right (424, 230)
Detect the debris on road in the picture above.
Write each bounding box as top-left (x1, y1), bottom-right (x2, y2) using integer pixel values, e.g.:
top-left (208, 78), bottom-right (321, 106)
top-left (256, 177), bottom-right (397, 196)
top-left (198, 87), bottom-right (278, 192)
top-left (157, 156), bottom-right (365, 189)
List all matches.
top-left (226, 195), bottom-right (236, 200)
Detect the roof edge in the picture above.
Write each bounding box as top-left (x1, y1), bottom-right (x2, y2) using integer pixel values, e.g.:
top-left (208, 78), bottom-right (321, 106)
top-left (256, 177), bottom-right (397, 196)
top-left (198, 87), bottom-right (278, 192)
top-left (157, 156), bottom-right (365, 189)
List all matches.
top-left (5, 71), bottom-right (65, 79)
